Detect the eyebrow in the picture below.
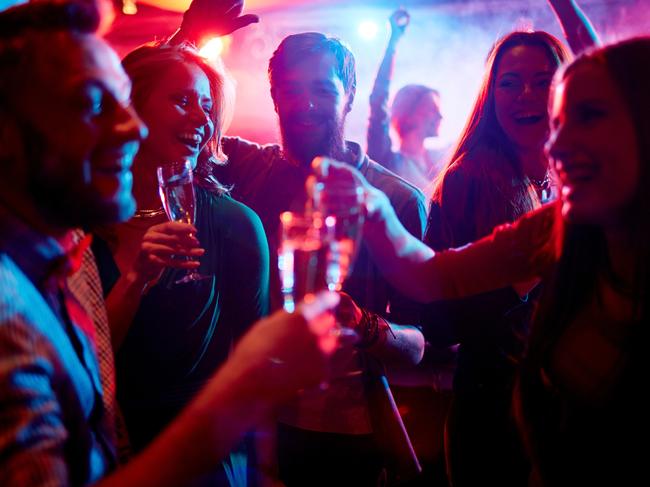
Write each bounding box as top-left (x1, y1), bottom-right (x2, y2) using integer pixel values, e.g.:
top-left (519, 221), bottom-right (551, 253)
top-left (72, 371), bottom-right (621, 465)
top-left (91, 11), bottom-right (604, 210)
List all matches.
top-left (499, 70), bottom-right (554, 78)
top-left (574, 97), bottom-right (609, 107)
top-left (312, 80), bottom-right (339, 90)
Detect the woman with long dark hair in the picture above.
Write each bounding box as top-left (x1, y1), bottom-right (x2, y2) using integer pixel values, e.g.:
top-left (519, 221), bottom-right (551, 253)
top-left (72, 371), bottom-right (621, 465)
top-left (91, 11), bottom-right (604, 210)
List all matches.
top-left (515, 37), bottom-right (650, 486)
top-left (423, 30), bottom-right (569, 486)
top-left (313, 34), bottom-right (648, 487)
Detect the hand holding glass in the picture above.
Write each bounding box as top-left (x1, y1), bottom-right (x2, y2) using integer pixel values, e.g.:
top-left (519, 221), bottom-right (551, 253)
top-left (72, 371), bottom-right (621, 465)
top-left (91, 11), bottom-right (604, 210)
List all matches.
top-left (312, 181), bottom-right (365, 292)
top-left (156, 160), bottom-right (207, 284)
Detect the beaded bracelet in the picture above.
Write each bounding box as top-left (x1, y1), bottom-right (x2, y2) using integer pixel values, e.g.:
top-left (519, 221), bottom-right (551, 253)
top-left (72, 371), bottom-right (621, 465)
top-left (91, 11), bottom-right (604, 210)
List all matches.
top-left (355, 308), bottom-right (379, 348)
top-left (355, 309), bottom-right (395, 348)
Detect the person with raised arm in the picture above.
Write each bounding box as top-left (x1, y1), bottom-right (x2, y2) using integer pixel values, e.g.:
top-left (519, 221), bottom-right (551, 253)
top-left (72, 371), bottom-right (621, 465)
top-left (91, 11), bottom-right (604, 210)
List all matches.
top-left (367, 8), bottom-right (444, 197)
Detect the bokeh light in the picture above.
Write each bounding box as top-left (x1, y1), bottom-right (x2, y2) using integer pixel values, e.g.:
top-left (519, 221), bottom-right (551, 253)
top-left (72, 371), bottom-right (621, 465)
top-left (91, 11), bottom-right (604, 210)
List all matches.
top-left (358, 20), bottom-right (379, 40)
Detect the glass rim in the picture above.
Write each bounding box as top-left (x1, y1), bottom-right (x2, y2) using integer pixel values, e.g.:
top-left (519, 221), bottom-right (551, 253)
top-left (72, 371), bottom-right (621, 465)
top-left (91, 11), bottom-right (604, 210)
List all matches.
top-left (156, 160), bottom-right (194, 184)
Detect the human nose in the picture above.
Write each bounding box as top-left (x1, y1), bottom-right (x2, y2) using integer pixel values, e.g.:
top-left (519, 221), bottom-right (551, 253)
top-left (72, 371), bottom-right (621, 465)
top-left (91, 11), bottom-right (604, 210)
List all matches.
top-left (116, 103), bottom-right (147, 144)
top-left (293, 90), bottom-right (316, 111)
top-left (518, 82), bottom-right (535, 100)
top-left (546, 123), bottom-right (569, 172)
top-left (188, 101), bottom-right (211, 126)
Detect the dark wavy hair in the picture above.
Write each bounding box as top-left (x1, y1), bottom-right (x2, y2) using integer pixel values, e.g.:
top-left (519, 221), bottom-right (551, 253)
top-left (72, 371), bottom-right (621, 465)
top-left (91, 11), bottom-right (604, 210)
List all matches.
top-left (122, 41), bottom-right (232, 194)
top-left (516, 37), bottom-right (650, 484)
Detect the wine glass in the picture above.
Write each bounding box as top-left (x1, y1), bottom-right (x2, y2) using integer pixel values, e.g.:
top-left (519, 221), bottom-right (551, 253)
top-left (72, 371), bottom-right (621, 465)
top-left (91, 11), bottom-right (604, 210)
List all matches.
top-left (156, 160), bottom-right (207, 284)
top-left (277, 211), bottom-right (331, 313)
top-left (312, 182), bottom-right (366, 292)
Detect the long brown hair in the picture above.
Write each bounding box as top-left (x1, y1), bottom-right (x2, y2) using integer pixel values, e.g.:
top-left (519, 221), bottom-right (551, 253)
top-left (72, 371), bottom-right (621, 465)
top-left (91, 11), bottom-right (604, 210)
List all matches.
top-left (430, 31), bottom-right (569, 242)
top-left (516, 37), bottom-right (650, 484)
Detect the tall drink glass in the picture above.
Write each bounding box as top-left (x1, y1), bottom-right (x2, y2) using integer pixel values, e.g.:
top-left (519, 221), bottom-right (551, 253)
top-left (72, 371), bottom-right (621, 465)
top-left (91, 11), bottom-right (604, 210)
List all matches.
top-left (156, 160), bottom-right (207, 284)
top-left (312, 182), bottom-right (365, 292)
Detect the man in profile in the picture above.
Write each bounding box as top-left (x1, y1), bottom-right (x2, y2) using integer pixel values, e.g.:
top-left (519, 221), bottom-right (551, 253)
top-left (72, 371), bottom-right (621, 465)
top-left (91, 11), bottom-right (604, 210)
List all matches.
top-left (0, 2), bottom-right (341, 485)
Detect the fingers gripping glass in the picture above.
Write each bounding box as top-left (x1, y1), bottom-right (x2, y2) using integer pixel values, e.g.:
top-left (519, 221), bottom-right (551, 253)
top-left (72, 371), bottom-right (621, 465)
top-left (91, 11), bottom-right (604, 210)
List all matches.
top-left (156, 160), bottom-right (208, 284)
top-left (312, 182), bottom-right (365, 293)
top-left (278, 183), bottom-right (365, 313)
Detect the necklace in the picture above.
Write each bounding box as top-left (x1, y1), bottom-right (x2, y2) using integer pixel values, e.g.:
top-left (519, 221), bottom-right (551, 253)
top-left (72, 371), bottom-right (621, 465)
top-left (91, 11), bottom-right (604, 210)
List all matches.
top-left (132, 207), bottom-right (166, 219)
top-left (529, 173), bottom-right (551, 191)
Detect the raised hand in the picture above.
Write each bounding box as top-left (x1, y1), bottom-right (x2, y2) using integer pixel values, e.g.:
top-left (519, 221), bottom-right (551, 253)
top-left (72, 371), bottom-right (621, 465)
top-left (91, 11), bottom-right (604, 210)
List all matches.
top-left (174, 0), bottom-right (259, 45)
top-left (389, 8), bottom-right (410, 43)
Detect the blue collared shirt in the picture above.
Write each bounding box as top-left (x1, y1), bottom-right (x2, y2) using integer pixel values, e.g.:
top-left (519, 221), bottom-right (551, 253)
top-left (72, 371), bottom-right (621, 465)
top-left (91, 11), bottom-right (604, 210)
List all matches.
top-left (0, 207), bottom-right (115, 486)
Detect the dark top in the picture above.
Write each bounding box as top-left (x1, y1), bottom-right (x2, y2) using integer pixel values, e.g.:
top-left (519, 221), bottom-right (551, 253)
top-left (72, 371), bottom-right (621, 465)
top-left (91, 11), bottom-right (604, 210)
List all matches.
top-left (423, 155), bottom-right (538, 392)
top-left (114, 187), bottom-right (269, 450)
top-left (218, 136), bottom-right (427, 322)
top-left (520, 294), bottom-right (645, 486)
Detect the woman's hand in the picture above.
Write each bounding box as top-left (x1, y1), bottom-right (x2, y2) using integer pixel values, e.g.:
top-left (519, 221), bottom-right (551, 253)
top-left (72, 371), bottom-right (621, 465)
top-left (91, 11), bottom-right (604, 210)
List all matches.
top-left (129, 221), bottom-right (205, 288)
top-left (309, 156), bottom-right (393, 226)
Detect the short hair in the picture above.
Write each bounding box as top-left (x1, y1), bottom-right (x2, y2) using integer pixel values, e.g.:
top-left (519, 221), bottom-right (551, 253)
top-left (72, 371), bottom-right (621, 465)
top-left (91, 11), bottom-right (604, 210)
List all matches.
top-left (268, 32), bottom-right (357, 100)
top-left (391, 84), bottom-right (440, 137)
top-left (0, 0), bottom-right (99, 108)
top-left (122, 42), bottom-right (234, 193)
top-left (0, 0), bottom-right (99, 39)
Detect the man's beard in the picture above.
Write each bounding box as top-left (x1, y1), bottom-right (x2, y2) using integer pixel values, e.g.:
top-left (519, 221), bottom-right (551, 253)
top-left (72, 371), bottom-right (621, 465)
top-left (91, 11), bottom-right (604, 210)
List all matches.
top-left (279, 112), bottom-right (347, 167)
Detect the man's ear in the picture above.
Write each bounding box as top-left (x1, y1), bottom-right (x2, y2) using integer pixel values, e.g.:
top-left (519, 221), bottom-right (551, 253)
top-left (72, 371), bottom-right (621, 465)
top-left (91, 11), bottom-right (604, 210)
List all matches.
top-left (344, 90), bottom-right (355, 114)
top-left (271, 89), bottom-right (279, 114)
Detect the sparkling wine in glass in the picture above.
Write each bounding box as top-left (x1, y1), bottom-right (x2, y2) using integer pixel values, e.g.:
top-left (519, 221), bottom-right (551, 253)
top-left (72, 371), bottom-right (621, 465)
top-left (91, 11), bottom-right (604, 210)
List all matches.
top-left (156, 160), bottom-right (207, 284)
top-left (278, 211), bottom-right (330, 313)
top-left (313, 183), bottom-right (365, 292)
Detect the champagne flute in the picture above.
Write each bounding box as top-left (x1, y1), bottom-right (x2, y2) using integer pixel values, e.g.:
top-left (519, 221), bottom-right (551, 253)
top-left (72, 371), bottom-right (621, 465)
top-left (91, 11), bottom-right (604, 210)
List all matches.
top-left (312, 182), bottom-right (365, 292)
top-left (156, 160), bottom-right (207, 284)
top-left (277, 211), bottom-right (330, 313)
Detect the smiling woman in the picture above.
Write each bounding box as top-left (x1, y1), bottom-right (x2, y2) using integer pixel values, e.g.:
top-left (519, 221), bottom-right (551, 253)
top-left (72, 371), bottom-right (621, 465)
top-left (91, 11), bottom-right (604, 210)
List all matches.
top-left (93, 41), bottom-right (270, 487)
top-left (421, 30), bottom-right (570, 487)
top-left (514, 37), bottom-right (650, 486)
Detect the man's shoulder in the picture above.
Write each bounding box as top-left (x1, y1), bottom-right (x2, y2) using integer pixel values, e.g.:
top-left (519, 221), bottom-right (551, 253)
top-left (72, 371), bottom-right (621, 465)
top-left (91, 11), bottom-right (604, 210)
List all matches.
top-left (363, 157), bottom-right (426, 207)
top-left (222, 136), bottom-right (282, 167)
top-left (0, 253), bottom-right (29, 312)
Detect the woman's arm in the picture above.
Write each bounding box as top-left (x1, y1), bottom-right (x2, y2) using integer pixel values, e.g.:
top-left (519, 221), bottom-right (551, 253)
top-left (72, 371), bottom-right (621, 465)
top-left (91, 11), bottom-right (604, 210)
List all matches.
top-left (367, 9), bottom-right (410, 166)
top-left (312, 157), bottom-right (559, 303)
top-left (547, 0), bottom-right (600, 54)
top-left (106, 222), bottom-right (203, 350)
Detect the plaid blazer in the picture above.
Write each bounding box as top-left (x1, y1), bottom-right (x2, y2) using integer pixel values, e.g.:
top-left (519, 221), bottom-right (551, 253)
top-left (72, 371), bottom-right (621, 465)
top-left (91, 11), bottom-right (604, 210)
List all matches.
top-left (0, 216), bottom-right (115, 486)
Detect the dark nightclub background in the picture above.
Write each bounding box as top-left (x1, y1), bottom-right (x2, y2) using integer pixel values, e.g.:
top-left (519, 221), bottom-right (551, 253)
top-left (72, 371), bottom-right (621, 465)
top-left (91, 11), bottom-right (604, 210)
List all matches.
top-left (71, 0), bottom-right (650, 150)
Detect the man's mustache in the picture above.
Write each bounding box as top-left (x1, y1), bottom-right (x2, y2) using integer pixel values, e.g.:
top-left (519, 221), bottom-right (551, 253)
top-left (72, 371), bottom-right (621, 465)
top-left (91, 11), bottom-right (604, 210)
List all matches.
top-left (285, 112), bottom-right (329, 126)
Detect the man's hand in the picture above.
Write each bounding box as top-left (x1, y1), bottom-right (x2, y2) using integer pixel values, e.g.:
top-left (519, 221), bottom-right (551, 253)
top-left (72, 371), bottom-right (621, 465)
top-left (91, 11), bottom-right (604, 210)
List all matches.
top-left (335, 291), bottom-right (363, 333)
top-left (176, 0), bottom-right (259, 45)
